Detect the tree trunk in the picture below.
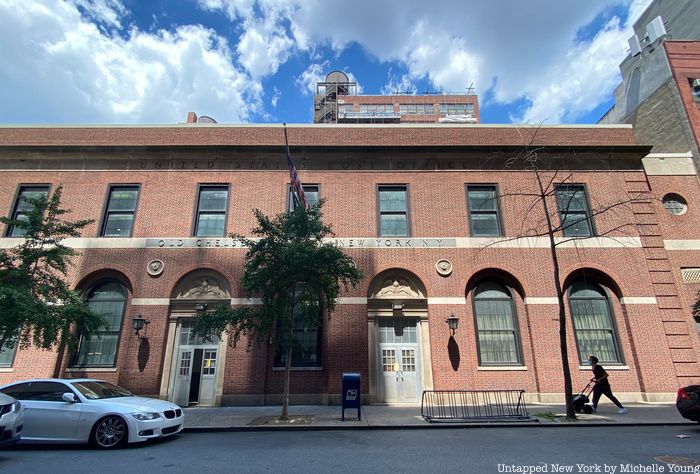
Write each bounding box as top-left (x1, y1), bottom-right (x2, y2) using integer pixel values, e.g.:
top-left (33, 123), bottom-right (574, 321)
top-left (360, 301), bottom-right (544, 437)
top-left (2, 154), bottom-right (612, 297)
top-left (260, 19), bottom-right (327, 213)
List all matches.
top-left (281, 328), bottom-right (293, 420)
top-left (281, 292), bottom-right (296, 421)
top-left (536, 170), bottom-right (575, 419)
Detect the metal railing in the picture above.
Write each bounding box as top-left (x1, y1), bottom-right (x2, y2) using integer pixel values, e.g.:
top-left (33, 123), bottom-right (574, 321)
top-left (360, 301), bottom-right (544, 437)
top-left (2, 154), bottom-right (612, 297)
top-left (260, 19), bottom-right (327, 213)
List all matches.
top-left (421, 390), bottom-right (530, 422)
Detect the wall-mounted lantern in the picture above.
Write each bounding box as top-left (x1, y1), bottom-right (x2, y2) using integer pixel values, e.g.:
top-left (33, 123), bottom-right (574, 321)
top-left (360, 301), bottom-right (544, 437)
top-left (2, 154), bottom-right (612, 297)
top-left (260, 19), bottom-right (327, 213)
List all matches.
top-left (132, 314), bottom-right (150, 340)
top-left (445, 314), bottom-right (459, 335)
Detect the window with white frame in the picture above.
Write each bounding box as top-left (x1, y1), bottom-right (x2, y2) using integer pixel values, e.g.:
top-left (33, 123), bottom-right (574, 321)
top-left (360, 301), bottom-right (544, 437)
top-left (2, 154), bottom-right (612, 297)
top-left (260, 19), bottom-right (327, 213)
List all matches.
top-left (568, 281), bottom-right (623, 364)
top-left (439, 103), bottom-right (475, 116)
top-left (473, 282), bottom-right (522, 365)
top-left (72, 282), bottom-right (127, 367)
top-left (194, 185), bottom-right (229, 237)
top-left (378, 185), bottom-right (409, 237)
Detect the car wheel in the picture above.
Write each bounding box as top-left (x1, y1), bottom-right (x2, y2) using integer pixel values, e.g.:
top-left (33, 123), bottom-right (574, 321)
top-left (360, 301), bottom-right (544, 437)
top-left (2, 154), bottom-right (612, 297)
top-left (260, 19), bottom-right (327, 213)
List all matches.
top-left (91, 416), bottom-right (128, 449)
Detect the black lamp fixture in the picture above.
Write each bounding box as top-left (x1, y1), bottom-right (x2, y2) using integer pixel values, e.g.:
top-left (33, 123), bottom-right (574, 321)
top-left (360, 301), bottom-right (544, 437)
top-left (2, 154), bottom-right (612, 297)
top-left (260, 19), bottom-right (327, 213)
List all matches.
top-left (194, 303), bottom-right (208, 312)
top-left (132, 314), bottom-right (150, 339)
top-left (445, 313), bottom-right (459, 335)
top-left (392, 303), bottom-right (404, 317)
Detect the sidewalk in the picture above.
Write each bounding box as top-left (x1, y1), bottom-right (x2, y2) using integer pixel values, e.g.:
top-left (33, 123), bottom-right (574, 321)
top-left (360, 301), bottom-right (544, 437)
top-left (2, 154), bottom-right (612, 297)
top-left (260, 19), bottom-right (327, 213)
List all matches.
top-left (182, 402), bottom-right (691, 432)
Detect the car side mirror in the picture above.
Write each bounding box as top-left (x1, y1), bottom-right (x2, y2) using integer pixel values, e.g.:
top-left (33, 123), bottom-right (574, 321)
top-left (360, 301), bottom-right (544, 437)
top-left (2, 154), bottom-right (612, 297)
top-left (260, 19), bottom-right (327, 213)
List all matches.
top-left (62, 392), bottom-right (78, 403)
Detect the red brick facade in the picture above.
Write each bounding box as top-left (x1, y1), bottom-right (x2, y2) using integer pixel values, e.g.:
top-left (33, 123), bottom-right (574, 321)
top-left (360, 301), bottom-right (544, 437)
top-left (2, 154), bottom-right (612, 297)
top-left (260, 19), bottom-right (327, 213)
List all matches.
top-left (666, 41), bottom-right (700, 156)
top-left (1, 123), bottom-right (698, 405)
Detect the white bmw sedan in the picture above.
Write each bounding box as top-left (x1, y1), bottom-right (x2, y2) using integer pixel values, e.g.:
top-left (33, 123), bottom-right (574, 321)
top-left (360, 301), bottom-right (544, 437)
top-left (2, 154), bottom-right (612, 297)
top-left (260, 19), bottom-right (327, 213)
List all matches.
top-left (0, 379), bottom-right (184, 449)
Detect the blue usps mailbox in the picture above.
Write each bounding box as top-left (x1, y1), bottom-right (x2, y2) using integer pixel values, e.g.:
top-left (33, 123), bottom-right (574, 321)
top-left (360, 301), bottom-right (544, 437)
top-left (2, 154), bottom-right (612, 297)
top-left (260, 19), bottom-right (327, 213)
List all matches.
top-left (341, 372), bottom-right (361, 421)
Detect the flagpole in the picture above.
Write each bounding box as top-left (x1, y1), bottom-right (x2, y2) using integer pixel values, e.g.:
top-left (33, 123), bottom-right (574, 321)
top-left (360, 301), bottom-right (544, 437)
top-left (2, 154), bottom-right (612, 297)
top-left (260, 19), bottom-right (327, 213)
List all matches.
top-left (283, 123), bottom-right (308, 211)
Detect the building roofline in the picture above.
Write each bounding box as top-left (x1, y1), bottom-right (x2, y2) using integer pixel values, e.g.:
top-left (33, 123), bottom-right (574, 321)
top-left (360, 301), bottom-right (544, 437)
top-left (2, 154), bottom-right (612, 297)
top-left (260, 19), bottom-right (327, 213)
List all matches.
top-left (0, 123), bottom-right (634, 129)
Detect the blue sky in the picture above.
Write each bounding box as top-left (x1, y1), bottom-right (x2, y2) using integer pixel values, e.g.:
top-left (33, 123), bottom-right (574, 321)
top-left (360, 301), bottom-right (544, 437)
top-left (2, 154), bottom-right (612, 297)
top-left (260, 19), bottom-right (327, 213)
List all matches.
top-left (0, 0), bottom-right (653, 125)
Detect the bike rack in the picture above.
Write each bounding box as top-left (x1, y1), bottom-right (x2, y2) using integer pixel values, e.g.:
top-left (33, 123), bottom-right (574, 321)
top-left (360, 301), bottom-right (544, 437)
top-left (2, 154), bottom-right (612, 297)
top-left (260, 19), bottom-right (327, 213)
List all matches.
top-left (420, 389), bottom-right (531, 422)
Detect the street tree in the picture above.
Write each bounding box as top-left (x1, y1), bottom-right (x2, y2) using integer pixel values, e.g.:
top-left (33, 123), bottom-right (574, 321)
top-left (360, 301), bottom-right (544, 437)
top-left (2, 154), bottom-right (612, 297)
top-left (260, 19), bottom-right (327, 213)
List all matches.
top-left (691, 293), bottom-right (700, 322)
top-left (193, 200), bottom-right (362, 420)
top-left (0, 186), bottom-right (106, 358)
top-left (481, 131), bottom-right (650, 419)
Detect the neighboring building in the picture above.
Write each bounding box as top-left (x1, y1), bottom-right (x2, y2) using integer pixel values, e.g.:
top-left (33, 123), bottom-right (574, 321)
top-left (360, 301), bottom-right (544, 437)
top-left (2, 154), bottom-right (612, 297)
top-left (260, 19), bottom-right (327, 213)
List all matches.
top-left (0, 122), bottom-right (699, 406)
top-left (313, 71), bottom-right (479, 124)
top-left (599, 0), bottom-right (700, 165)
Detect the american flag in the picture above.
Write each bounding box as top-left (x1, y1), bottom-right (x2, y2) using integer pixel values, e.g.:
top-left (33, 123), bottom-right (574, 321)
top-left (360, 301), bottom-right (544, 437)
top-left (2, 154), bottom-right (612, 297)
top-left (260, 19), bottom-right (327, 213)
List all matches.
top-left (284, 125), bottom-right (308, 211)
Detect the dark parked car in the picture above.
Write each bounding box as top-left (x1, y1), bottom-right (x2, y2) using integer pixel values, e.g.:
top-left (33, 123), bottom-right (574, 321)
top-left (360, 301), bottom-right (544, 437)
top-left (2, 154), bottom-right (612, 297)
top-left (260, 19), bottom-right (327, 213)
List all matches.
top-left (676, 386), bottom-right (700, 422)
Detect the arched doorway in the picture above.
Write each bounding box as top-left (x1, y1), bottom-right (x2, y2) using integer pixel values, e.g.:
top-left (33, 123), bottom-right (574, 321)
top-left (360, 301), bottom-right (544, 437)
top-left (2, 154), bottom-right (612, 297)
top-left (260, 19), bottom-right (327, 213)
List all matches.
top-left (160, 270), bottom-right (231, 407)
top-left (367, 272), bottom-right (433, 404)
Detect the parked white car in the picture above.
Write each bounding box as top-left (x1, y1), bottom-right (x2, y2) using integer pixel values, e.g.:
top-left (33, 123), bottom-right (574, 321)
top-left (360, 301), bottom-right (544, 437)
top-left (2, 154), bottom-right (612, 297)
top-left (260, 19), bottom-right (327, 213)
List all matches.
top-left (0, 392), bottom-right (23, 447)
top-left (0, 379), bottom-right (183, 449)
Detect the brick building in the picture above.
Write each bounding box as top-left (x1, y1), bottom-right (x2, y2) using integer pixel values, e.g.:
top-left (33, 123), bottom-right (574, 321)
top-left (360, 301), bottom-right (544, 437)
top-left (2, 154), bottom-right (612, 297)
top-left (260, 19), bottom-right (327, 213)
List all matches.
top-left (314, 71), bottom-right (479, 124)
top-left (600, 0), bottom-right (700, 167)
top-left (0, 123), bottom-right (699, 406)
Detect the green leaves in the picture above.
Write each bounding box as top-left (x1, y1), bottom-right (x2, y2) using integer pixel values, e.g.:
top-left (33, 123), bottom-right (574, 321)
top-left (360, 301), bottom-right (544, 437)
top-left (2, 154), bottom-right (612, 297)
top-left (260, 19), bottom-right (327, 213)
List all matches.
top-left (193, 200), bottom-right (362, 348)
top-left (0, 186), bottom-right (105, 352)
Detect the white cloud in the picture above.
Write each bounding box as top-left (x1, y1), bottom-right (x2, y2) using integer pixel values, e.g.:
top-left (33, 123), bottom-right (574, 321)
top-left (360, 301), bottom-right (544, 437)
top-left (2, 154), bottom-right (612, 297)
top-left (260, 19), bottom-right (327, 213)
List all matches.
top-left (197, 0), bottom-right (256, 21)
top-left (0, 0), bottom-right (656, 124)
top-left (0, 0), bottom-right (259, 123)
top-left (73, 0), bottom-right (127, 28)
top-left (345, 71), bottom-right (363, 95)
top-left (236, 17), bottom-right (294, 78)
top-left (271, 86), bottom-right (281, 108)
top-left (381, 71), bottom-right (417, 96)
top-left (516, 16), bottom-right (631, 123)
top-left (295, 63), bottom-right (326, 95)
top-left (202, 0), bottom-right (653, 123)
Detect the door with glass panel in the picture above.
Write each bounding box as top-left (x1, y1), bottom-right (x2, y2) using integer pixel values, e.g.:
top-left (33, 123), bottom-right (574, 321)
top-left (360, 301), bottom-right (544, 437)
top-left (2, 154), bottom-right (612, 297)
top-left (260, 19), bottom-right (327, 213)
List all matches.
top-left (378, 318), bottom-right (422, 403)
top-left (172, 320), bottom-right (220, 406)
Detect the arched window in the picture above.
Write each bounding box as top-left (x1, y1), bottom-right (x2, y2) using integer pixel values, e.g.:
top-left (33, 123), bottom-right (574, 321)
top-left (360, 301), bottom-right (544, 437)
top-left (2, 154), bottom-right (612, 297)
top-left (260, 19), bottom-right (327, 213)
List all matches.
top-left (71, 282), bottom-right (127, 367)
top-left (473, 282), bottom-right (523, 365)
top-left (568, 282), bottom-right (622, 364)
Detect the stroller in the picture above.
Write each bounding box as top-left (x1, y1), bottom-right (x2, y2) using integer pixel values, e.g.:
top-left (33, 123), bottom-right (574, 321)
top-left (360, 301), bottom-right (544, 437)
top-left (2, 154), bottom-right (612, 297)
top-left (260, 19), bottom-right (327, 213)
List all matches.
top-left (573, 381), bottom-right (595, 414)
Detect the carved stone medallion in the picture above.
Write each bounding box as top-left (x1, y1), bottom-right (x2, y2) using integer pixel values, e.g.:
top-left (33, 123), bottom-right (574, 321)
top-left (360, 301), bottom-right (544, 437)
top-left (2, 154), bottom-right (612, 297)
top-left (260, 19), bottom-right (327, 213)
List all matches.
top-left (436, 259), bottom-right (453, 277)
top-left (147, 259), bottom-right (164, 277)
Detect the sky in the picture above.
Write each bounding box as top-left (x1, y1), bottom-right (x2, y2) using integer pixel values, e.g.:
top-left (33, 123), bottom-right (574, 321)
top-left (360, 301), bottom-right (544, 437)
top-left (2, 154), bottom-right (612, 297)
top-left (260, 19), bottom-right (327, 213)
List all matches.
top-left (0, 0), bottom-right (654, 125)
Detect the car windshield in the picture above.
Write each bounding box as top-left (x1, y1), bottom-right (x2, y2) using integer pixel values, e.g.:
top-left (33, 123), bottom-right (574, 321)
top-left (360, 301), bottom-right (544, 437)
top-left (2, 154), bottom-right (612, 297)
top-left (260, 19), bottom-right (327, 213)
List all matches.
top-left (72, 381), bottom-right (133, 400)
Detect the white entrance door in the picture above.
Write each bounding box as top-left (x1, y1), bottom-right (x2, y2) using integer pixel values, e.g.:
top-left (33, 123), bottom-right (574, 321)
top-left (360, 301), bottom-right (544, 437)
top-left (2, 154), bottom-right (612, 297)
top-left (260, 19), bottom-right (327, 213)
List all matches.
top-left (377, 318), bottom-right (422, 403)
top-left (172, 320), bottom-right (220, 407)
top-left (174, 349), bottom-right (192, 406)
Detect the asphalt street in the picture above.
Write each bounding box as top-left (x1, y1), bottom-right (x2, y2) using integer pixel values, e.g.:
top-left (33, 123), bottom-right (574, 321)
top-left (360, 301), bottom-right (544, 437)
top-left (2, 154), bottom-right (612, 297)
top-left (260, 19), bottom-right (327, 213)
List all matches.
top-left (3, 425), bottom-right (700, 474)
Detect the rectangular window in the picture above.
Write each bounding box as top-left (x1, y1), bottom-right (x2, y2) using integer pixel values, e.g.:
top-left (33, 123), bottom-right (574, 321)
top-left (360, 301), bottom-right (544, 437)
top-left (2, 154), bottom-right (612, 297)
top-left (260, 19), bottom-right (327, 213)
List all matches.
top-left (288, 184), bottom-right (320, 211)
top-left (689, 78), bottom-right (700, 107)
top-left (555, 184), bottom-right (594, 237)
top-left (72, 282), bottom-right (126, 368)
top-left (0, 341), bottom-right (17, 368)
top-left (100, 185), bottom-right (139, 237)
top-left (439, 103), bottom-right (475, 116)
top-left (5, 185), bottom-right (49, 237)
top-left (467, 185), bottom-right (503, 237)
top-left (359, 104), bottom-right (394, 113)
top-left (194, 185), bottom-right (229, 237)
top-left (378, 185), bottom-right (409, 237)
top-left (275, 317), bottom-right (322, 368)
top-left (338, 104), bottom-right (355, 117)
top-left (399, 103), bottom-right (434, 115)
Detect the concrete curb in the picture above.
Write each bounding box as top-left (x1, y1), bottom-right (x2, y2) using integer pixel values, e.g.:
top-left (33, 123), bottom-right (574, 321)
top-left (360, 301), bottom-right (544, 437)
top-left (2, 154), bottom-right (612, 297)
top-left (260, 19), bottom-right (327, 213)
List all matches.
top-left (182, 421), bottom-right (696, 433)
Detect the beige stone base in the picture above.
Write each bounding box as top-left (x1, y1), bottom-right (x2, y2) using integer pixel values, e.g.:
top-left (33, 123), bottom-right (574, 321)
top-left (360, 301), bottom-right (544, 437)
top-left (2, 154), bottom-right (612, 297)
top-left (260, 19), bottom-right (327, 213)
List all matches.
top-left (529, 392), bottom-right (676, 404)
top-left (217, 391), bottom-right (675, 406)
top-left (220, 394), bottom-right (340, 406)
